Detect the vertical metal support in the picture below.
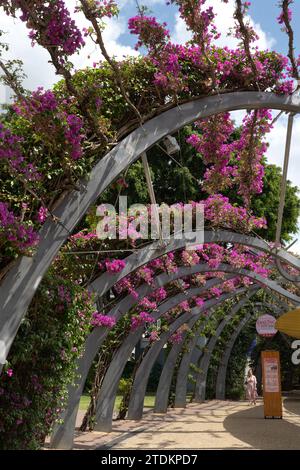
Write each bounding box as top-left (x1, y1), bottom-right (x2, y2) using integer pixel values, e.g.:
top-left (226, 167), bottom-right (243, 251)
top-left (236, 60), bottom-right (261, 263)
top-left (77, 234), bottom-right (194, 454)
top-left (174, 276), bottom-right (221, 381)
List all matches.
top-left (275, 113), bottom-right (295, 247)
top-left (141, 152), bottom-right (163, 245)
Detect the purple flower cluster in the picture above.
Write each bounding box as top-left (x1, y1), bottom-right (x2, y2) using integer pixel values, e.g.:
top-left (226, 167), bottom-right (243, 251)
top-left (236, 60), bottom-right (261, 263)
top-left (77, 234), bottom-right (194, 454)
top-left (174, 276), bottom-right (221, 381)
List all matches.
top-left (0, 202), bottom-right (39, 252)
top-left (91, 312), bottom-right (116, 328)
top-left (203, 194), bottom-right (267, 231)
top-left (128, 15), bottom-right (170, 50)
top-left (14, 88), bottom-right (58, 117)
top-left (57, 285), bottom-right (71, 304)
top-left (130, 311), bottom-right (155, 330)
top-left (64, 114), bottom-right (84, 160)
top-left (26, 0), bottom-right (85, 57)
top-left (0, 123), bottom-right (40, 182)
top-left (169, 330), bottom-right (183, 345)
top-left (105, 258), bottom-right (126, 274)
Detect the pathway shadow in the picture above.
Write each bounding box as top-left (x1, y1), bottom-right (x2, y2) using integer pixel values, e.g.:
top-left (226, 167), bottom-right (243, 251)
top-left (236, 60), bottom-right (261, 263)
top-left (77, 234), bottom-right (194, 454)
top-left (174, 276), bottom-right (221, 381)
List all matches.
top-left (224, 404), bottom-right (300, 450)
top-left (283, 398), bottom-right (300, 416)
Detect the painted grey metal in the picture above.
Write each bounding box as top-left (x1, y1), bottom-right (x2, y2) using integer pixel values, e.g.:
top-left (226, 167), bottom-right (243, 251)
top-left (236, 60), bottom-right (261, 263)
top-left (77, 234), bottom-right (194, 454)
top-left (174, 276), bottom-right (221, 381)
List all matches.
top-left (51, 259), bottom-right (298, 448)
top-left (50, 270), bottom-right (237, 449)
top-left (49, 325), bottom-right (109, 449)
top-left (126, 289), bottom-right (247, 421)
top-left (155, 288), bottom-right (258, 413)
top-left (141, 152), bottom-right (163, 244)
top-left (1, 229), bottom-right (300, 375)
top-left (3, 92), bottom-right (300, 368)
top-left (92, 279), bottom-right (228, 434)
top-left (276, 256), bottom-right (300, 283)
top-left (215, 314), bottom-right (252, 400)
top-left (89, 230), bottom-right (300, 300)
top-left (174, 288), bottom-right (258, 408)
top-left (215, 302), bottom-right (286, 400)
top-left (154, 316), bottom-right (200, 414)
top-left (174, 328), bottom-right (205, 408)
top-left (275, 113), bottom-right (294, 246)
top-left (194, 288), bottom-right (259, 402)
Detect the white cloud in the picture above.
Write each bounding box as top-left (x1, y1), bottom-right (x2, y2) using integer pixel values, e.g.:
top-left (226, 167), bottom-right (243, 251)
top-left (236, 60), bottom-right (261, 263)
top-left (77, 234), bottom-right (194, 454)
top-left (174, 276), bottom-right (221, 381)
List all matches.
top-left (0, 0), bottom-right (139, 95)
top-left (0, 13), bottom-right (57, 92)
top-left (266, 113), bottom-right (300, 254)
top-left (172, 12), bottom-right (192, 44)
top-left (172, 0), bottom-right (276, 50)
top-left (230, 111), bottom-right (300, 254)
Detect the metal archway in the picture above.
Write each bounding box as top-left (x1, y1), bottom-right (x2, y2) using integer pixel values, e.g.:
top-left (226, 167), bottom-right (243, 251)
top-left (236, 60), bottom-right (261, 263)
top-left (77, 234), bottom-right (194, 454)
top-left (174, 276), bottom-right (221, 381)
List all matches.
top-left (215, 303), bottom-right (285, 400)
top-left (88, 282), bottom-right (229, 432)
top-left (51, 276), bottom-right (240, 448)
top-left (154, 288), bottom-right (258, 414)
top-left (50, 256), bottom-right (298, 449)
top-left (1, 92), bottom-right (300, 368)
top-left (126, 289), bottom-right (251, 421)
top-left (89, 230), bottom-right (300, 299)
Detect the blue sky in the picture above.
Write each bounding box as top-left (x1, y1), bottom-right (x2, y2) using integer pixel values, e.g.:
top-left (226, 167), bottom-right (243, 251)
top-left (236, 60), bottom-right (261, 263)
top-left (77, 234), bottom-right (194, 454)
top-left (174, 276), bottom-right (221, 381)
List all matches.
top-left (114, 1), bottom-right (300, 57)
top-left (0, 0), bottom-right (300, 251)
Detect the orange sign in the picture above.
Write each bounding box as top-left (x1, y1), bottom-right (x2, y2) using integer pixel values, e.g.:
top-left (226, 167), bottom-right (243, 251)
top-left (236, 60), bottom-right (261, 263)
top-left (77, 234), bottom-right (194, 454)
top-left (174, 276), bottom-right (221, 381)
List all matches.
top-left (261, 351), bottom-right (282, 419)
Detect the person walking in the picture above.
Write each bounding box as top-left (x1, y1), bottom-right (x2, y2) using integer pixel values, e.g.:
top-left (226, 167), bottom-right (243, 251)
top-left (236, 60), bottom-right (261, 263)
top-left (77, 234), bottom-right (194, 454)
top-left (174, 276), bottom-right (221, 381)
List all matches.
top-left (246, 368), bottom-right (257, 405)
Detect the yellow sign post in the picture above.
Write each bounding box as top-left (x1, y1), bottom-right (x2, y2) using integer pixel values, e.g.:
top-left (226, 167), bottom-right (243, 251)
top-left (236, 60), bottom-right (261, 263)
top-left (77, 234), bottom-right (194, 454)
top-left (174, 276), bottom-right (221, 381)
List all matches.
top-left (261, 350), bottom-right (282, 419)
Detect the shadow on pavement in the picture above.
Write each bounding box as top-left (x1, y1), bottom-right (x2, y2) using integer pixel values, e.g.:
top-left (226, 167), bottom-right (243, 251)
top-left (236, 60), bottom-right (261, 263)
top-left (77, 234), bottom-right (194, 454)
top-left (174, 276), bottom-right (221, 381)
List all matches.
top-left (223, 402), bottom-right (300, 450)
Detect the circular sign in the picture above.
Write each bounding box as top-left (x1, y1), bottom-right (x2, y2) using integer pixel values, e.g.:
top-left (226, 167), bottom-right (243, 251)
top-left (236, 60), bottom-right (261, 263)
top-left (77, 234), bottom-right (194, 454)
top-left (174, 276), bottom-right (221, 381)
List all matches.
top-left (256, 314), bottom-right (277, 337)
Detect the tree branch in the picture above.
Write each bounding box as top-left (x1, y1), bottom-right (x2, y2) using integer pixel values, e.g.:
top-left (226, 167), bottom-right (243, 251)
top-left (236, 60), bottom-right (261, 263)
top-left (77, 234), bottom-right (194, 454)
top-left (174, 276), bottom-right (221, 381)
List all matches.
top-left (79, 0), bottom-right (143, 124)
top-left (0, 58), bottom-right (26, 101)
top-left (281, 0), bottom-right (299, 80)
top-left (17, 0), bottom-right (107, 143)
top-left (234, 0), bottom-right (259, 89)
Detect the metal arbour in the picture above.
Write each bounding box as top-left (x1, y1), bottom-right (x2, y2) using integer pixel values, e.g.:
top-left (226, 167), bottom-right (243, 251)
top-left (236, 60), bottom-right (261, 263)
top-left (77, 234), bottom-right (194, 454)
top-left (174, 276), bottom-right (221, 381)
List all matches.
top-left (154, 288), bottom-right (259, 414)
top-left (51, 253), bottom-right (295, 448)
top-left (50, 279), bottom-right (241, 448)
top-left (52, 250), bottom-right (300, 446)
top-left (215, 302), bottom-right (286, 400)
top-left (166, 300), bottom-right (285, 409)
top-left (1, 92), bottom-right (300, 369)
top-left (130, 294), bottom-right (285, 417)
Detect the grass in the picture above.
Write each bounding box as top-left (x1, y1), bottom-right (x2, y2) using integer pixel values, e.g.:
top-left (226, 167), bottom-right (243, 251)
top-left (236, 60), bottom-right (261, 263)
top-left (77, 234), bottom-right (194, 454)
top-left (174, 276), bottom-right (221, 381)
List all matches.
top-left (79, 393), bottom-right (156, 411)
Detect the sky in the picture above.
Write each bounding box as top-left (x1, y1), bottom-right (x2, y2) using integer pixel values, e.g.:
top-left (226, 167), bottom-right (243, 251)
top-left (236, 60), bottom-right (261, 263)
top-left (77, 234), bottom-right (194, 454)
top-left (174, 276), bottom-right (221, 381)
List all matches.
top-left (0, 0), bottom-right (300, 252)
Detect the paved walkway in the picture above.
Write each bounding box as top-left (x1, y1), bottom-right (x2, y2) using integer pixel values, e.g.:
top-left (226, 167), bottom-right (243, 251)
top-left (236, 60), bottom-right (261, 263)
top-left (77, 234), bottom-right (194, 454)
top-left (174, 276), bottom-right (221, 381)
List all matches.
top-left (71, 398), bottom-right (300, 450)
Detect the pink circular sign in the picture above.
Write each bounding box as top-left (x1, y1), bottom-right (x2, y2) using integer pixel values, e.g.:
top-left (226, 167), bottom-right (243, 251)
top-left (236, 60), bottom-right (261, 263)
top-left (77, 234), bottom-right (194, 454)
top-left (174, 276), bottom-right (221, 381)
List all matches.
top-left (256, 314), bottom-right (277, 337)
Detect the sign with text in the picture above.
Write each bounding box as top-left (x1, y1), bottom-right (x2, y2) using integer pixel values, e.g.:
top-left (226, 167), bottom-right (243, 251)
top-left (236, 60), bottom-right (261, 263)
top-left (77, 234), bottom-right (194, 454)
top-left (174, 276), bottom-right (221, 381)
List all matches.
top-left (256, 314), bottom-right (277, 337)
top-left (261, 351), bottom-right (282, 419)
top-left (264, 357), bottom-right (280, 392)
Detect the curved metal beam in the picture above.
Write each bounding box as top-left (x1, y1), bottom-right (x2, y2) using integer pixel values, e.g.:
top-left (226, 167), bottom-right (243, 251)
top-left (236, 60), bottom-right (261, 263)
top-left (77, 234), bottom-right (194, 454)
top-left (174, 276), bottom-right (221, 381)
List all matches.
top-left (215, 302), bottom-right (285, 400)
top-left (51, 276), bottom-right (231, 448)
top-left (173, 288), bottom-right (259, 409)
top-left (193, 292), bottom-right (259, 402)
top-left (92, 280), bottom-right (232, 433)
top-left (1, 92), bottom-right (300, 367)
top-left (154, 288), bottom-right (258, 413)
top-left (126, 290), bottom-right (247, 421)
top-left (154, 316), bottom-right (201, 414)
top-left (51, 258), bottom-right (297, 448)
top-left (89, 230), bottom-right (300, 299)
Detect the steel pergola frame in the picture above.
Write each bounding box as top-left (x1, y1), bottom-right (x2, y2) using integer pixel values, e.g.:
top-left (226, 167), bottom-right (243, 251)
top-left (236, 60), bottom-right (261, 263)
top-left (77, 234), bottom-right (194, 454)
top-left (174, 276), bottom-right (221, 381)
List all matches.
top-left (1, 92), bottom-right (300, 370)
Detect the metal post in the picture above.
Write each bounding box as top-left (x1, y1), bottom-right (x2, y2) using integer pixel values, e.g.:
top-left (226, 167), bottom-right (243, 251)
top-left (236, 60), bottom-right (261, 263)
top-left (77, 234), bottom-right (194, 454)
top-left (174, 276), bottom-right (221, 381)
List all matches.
top-left (275, 113), bottom-right (295, 247)
top-left (141, 152), bottom-right (163, 245)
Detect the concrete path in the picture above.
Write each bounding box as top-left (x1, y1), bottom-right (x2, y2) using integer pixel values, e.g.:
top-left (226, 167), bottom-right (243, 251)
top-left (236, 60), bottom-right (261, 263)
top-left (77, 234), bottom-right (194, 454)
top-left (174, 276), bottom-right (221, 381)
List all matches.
top-left (71, 398), bottom-right (300, 450)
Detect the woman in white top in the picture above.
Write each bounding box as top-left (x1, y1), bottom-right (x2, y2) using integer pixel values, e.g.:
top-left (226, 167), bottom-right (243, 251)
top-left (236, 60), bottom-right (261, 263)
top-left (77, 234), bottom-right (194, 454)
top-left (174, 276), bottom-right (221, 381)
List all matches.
top-left (246, 368), bottom-right (257, 405)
